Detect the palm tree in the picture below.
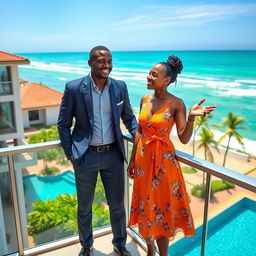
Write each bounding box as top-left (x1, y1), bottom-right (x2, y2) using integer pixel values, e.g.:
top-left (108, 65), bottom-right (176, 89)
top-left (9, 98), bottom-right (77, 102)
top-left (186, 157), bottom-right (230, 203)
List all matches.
top-left (28, 199), bottom-right (57, 235)
top-left (219, 112), bottom-right (247, 167)
top-left (196, 127), bottom-right (219, 185)
top-left (192, 114), bottom-right (219, 156)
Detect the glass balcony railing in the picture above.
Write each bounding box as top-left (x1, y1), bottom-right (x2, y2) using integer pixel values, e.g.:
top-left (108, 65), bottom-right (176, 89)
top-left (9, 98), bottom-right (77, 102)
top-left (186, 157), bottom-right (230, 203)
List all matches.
top-left (0, 136), bottom-right (255, 256)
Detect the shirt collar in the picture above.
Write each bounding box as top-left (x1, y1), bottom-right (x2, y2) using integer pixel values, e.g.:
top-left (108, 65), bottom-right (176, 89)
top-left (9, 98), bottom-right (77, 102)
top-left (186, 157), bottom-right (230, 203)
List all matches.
top-left (89, 73), bottom-right (111, 91)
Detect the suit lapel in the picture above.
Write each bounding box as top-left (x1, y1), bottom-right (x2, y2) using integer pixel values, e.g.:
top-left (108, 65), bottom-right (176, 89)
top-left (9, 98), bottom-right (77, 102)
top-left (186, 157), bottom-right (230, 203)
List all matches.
top-left (81, 76), bottom-right (93, 127)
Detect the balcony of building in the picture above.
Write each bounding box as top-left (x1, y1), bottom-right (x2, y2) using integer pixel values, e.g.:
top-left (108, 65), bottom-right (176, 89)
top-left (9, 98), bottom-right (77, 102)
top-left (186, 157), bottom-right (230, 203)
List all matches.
top-left (0, 135), bottom-right (255, 256)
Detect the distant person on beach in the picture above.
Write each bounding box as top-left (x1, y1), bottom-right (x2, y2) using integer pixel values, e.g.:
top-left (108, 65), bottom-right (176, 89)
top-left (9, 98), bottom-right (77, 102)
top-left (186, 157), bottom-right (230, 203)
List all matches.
top-left (57, 46), bottom-right (138, 256)
top-left (127, 55), bottom-right (216, 256)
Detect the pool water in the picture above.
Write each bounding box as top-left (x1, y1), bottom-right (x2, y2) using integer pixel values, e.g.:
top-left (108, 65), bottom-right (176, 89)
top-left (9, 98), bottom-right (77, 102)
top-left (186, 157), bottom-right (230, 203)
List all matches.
top-left (23, 170), bottom-right (76, 202)
top-left (169, 197), bottom-right (256, 256)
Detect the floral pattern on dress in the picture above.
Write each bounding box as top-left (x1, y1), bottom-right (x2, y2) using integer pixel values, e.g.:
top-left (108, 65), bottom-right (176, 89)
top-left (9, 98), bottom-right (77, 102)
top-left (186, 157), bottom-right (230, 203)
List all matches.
top-left (163, 150), bottom-right (179, 168)
top-left (163, 108), bottom-right (173, 123)
top-left (154, 209), bottom-right (165, 226)
top-left (179, 208), bottom-right (193, 229)
top-left (139, 200), bottom-right (146, 216)
top-left (129, 96), bottom-right (195, 241)
top-left (172, 181), bottom-right (184, 201)
top-left (140, 144), bottom-right (146, 157)
top-left (166, 201), bottom-right (172, 212)
top-left (147, 219), bottom-right (153, 228)
top-left (135, 167), bottom-right (144, 178)
top-left (152, 175), bottom-right (162, 189)
top-left (157, 164), bottom-right (167, 174)
top-left (157, 127), bottom-right (168, 133)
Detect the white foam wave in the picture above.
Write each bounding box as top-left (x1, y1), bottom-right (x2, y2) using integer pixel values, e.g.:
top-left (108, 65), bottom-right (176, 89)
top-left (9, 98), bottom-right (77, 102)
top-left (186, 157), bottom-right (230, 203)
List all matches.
top-left (235, 79), bottom-right (256, 84)
top-left (22, 61), bottom-right (89, 74)
top-left (220, 88), bottom-right (256, 97)
top-left (179, 77), bottom-right (241, 88)
top-left (58, 77), bottom-right (67, 81)
top-left (212, 130), bottom-right (256, 156)
top-left (182, 84), bottom-right (203, 88)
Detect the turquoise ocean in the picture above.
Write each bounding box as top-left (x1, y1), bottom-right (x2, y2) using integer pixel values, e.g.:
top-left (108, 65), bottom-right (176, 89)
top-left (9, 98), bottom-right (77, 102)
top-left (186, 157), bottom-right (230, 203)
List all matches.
top-left (18, 51), bottom-right (256, 154)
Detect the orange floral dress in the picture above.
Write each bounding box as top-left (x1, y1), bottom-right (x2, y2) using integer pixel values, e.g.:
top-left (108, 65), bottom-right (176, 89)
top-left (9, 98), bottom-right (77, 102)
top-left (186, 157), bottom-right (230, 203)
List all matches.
top-left (129, 96), bottom-right (195, 244)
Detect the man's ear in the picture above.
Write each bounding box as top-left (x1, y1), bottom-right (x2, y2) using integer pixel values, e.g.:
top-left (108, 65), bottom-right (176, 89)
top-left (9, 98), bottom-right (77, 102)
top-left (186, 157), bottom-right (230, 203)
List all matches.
top-left (88, 60), bottom-right (92, 67)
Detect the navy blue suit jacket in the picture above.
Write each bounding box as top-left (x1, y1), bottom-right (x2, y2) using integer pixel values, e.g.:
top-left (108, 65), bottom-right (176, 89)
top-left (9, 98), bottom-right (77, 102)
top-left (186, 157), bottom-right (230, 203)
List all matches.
top-left (57, 75), bottom-right (138, 162)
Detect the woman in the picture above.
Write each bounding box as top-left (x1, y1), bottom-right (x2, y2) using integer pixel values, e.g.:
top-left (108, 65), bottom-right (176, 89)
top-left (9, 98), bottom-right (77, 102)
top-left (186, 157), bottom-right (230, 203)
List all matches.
top-left (128, 56), bottom-right (216, 256)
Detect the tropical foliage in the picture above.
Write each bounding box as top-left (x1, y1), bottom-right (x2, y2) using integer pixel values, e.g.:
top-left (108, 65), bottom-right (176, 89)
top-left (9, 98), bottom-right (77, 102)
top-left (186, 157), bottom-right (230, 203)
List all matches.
top-left (28, 193), bottom-right (110, 236)
top-left (28, 176), bottom-right (109, 236)
top-left (39, 166), bottom-right (60, 176)
top-left (196, 127), bottom-right (219, 185)
top-left (191, 181), bottom-right (234, 198)
top-left (218, 112), bottom-right (247, 167)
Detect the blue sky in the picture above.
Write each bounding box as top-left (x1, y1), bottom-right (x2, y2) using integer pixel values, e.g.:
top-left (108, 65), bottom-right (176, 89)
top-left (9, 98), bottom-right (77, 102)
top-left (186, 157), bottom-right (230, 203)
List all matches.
top-left (1, 0), bottom-right (256, 52)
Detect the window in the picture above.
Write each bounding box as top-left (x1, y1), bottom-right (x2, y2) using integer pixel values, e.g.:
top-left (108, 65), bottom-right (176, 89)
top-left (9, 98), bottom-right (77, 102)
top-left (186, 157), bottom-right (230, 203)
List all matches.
top-left (0, 66), bottom-right (12, 96)
top-left (29, 110), bottom-right (39, 121)
top-left (0, 101), bottom-right (16, 134)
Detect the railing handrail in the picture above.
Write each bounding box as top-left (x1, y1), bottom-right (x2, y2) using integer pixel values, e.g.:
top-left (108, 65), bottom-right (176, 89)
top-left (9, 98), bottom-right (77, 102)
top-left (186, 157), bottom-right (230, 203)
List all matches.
top-left (1, 136), bottom-right (255, 193)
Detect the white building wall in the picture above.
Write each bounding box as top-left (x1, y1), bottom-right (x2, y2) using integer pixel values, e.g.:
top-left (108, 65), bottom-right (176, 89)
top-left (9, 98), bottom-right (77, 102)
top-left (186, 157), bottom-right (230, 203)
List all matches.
top-left (0, 64), bottom-right (24, 142)
top-left (45, 106), bottom-right (59, 125)
top-left (22, 110), bottom-right (29, 128)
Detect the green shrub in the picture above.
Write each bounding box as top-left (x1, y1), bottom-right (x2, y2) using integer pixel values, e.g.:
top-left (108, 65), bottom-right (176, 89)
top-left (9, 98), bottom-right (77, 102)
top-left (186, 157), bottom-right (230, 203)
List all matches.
top-left (191, 184), bottom-right (214, 198)
top-left (182, 166), bottom-right (197, 174)
top-left (211, 180), bottom-right (235, 193)
top-left (39, 167), bottom-right (60, 176)
top-left (192, 181), bottom-right (235, 198)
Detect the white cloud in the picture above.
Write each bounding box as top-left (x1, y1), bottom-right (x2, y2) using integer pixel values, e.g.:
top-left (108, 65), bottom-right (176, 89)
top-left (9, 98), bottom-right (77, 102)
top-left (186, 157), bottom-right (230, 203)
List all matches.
top-left (115, 3), bottom-right (256, 30)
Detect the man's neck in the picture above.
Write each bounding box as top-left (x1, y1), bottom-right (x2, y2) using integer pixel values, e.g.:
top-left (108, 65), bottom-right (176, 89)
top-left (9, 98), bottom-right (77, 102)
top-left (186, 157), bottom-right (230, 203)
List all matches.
top-left (91, 74), bottom-right (108, 92)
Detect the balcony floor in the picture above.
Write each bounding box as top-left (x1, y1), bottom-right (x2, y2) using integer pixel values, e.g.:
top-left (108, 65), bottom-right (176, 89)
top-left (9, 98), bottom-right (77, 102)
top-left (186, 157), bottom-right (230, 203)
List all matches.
top-left (40, 233), bottom-right (147, 256)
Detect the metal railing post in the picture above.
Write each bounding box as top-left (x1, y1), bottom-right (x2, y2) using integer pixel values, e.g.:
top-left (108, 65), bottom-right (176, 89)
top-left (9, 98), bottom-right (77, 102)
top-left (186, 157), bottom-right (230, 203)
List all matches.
top-left (200, 173), bottom-right (212, 256)
top-left (8, 154), bottom-right (24, 255)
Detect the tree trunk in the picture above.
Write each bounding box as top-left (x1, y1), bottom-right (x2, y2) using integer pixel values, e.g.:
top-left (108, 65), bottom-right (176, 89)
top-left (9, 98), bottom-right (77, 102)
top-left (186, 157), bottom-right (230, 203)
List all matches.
top-left (192, 130), bottom-right (196, 156)
top-left (223, 135), bottom-right (232, 167)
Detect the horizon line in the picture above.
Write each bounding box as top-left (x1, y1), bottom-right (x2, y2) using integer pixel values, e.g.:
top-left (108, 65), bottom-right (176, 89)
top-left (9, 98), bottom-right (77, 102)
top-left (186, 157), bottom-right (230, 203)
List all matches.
top-left (13, 49), bottom-right (256, 54)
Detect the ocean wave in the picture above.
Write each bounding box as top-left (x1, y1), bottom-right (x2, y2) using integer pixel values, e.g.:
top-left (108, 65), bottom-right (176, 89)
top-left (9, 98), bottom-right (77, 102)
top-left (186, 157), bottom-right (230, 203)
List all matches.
top-left (182, 84), bottom-right (203, 88)
top-left (220, 88), bottom-right (256, 97)
top-left (22, 61), bottom-right (253, 92)
top-left (235, 79), bottom-right (256, 84)
top-left (179, 77), bottom-right (241, 88)
top-left (22, 61), bottom-right (89, 74)
top-left (58, 77), bottom-right (67, 81)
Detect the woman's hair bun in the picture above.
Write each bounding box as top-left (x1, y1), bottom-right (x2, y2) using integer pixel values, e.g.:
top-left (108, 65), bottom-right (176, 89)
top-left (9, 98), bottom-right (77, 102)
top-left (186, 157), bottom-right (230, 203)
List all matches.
top-left (167, 55), bottom-right (183, 74)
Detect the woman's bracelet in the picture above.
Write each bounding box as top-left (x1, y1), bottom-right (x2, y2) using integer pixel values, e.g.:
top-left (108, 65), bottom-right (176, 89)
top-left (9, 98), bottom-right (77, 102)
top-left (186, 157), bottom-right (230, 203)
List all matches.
top-left (187, 116), bottom-right (195, 123)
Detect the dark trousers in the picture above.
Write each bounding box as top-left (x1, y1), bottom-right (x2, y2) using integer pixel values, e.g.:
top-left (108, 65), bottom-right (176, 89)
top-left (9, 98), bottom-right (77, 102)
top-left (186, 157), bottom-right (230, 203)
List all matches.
top-left (74, 145), bottom-right (127, 248)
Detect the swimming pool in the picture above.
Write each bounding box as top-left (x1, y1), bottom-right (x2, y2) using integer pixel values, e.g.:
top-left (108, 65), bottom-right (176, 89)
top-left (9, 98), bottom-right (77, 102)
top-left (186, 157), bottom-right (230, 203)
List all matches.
top-left (169, 197), bottom-right (256, 256)
top-left (23, 170), bottom-right (76, 202)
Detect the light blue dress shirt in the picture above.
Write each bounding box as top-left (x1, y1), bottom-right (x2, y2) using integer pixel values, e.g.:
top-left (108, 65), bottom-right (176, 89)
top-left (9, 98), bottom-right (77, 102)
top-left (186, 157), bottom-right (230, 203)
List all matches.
top-left (89, 74), bottom-right (115, 146)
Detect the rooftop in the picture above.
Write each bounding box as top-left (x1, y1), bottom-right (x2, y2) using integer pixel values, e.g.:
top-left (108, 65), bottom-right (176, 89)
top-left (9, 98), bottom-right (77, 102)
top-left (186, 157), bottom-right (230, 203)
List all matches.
top-left (20, 82), bottom-right (63, 110)
top-left (0, 51), bottom-right (30, 65)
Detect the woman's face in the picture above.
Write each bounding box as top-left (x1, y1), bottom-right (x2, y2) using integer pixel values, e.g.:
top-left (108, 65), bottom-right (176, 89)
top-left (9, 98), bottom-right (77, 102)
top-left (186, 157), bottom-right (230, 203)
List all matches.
top-left (147, 64), bottom-right (170, 90)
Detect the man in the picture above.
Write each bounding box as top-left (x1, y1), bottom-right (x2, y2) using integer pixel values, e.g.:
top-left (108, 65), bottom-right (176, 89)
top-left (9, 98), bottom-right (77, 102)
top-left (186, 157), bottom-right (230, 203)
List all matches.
top-left (57, 46), bottom-right (137, 256)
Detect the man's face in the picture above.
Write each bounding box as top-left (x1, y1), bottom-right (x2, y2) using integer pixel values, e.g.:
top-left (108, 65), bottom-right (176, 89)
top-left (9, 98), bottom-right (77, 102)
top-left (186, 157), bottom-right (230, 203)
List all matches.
top-left (88, 50), bottom-right (112, 79)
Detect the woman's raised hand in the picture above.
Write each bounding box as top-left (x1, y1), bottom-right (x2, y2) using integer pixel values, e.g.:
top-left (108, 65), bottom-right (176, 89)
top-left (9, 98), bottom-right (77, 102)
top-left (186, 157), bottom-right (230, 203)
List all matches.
top-left (189, 98), bottom-right (216, 118)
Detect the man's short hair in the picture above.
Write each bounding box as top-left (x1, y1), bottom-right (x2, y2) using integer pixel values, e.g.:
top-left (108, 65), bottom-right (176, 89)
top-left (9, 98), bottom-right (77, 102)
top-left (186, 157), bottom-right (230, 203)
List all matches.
top-left (89, 46), bottom-right (110, 60)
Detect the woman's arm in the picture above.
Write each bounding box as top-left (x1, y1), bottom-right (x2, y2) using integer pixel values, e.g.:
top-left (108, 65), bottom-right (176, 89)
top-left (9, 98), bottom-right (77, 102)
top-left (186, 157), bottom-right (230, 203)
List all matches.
top-left (175, 98), bottom-right (216, 144)
top-left (127, 95), bottom-right (147, 179)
